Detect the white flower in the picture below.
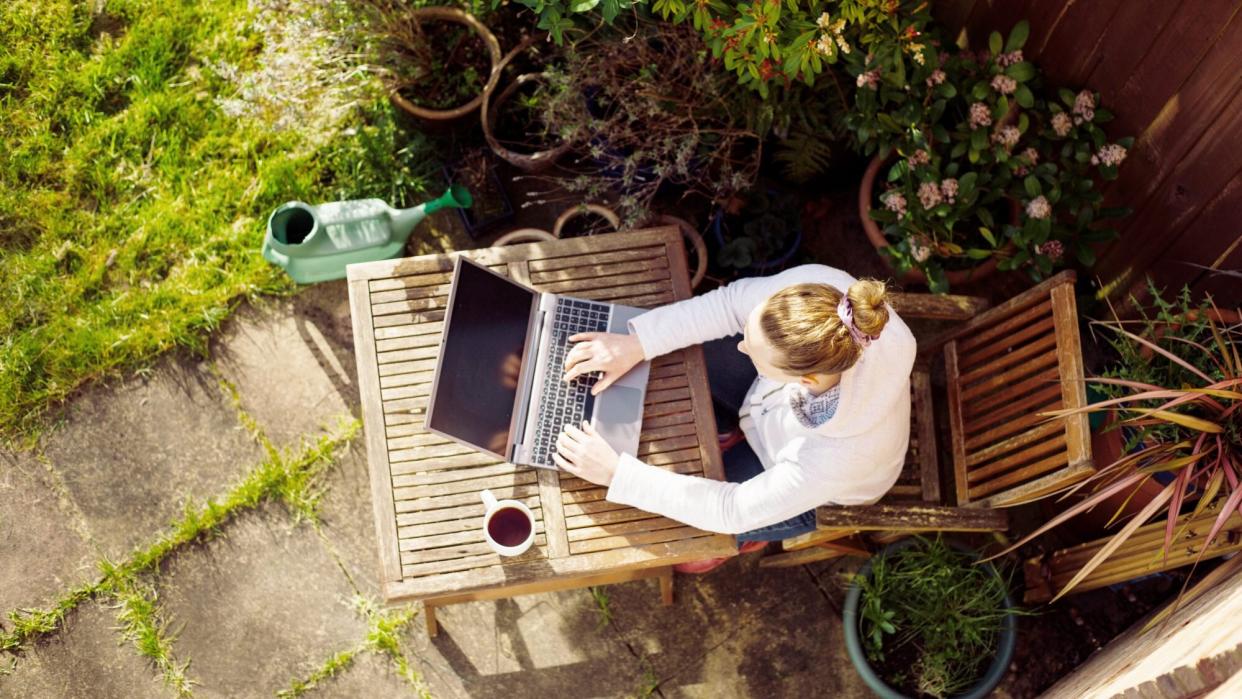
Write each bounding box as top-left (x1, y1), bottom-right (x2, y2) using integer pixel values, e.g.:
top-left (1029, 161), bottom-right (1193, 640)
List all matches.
top-left (918, 181), bottom-right (943, 209)
top-left (913, 244), bottom-right (932, 262)
top-left (992, 125), bottom-right (1020, 149)
top-left (940, 178), bottom-right (958, 203)
top-left (882, 190), bottom-right (907, 216)
top-left (816, 12), bottom-right (833, 30)
top-left (969, 102), bottom-right (992, 129)
top-left (1026, 195), bottom-right (1051, 220)
top-left (1096, 143), bottom-right (1127, 167)
top-left (1052, 112), bottom-right (1072, 137)
top-left (926, 69), bottom-right (946, 87)
top-left (991, 75), bottom-right (1017, 95)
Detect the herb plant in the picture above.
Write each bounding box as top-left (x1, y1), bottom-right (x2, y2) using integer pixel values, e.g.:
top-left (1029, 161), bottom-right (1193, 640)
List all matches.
top-left (855, 536), bottom-right (1014, 699)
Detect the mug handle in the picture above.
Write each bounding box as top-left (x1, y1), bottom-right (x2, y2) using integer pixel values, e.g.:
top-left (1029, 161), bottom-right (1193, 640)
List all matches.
top-left (480, 488), bottom-right (498, 513)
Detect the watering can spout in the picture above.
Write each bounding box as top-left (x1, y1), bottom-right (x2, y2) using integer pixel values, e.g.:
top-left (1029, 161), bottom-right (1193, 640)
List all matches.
top-left (423, 184), bottom-right (473, 216)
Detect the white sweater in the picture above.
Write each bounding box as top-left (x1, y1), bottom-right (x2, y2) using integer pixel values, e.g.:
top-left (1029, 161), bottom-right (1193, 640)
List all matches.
top-left (605, 264), bottom-right (917, 534)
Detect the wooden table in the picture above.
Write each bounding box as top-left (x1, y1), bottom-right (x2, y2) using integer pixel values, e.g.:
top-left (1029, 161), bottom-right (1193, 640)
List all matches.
top-left (346, 226), bottom-right (737, 634)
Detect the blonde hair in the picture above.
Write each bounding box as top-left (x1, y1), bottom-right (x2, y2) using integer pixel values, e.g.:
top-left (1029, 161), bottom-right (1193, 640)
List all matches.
top-left (758, 279), bottom-right (890, 375)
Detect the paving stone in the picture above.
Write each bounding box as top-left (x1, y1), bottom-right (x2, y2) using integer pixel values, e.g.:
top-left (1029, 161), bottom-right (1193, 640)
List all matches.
top-left (0, 449), bottom-right (98, 616)
top-left (0, 598), bottom-right (171, 699)
top-left (604, 555), bottom-right (872, 699)
top-left (314, 440), bottom-right (383, 597)
top-left (156, 510), bottom-right (367, 698)
top-left (404, 586), bottom-right (650, 699)
top-left (210, 281), bottom-right (361, 451)
top-left (38, 356), bottom-right (265, 562)
top-left (304, 652), bottom-right (420, 698)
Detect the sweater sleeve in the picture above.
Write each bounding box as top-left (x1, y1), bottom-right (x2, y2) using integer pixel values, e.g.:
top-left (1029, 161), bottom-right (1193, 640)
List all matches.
top-left (605, 452), bottom-right (829, 535)
top-left (627, 274), bottom-right (766, 360)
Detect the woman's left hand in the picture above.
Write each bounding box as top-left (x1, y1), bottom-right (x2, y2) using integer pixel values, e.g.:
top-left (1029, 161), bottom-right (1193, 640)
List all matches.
top-left (554, 421), bottom-right (619, 486)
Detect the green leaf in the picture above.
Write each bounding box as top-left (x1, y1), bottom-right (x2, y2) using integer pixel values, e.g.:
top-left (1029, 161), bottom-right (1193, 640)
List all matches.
top-left (1006, 20), bottom-right (1030, 51)
top-left (1015, 84), bottom-right (1034, 108)
top-left (939, 82), bottom-right (957, 98)
top-left (971, 129), bottom-right (986, 152)
top-left (570, 0), bottom-right (600, 11)
top-left (989, 31), bottom-right (1003, 57)
top-left (1076, 243), bottom-right (1096, 267)
top-left (966, 248), bottom-right (992, 259)
top-left (1059, 88), bottom-right (1076, 106)
top-left (959, 171), bottom-right (978, 196)
top-left (979, 226), bottom-right (996, 246)
top-left (972, 82), bottom-right (989, 100)
top-left (1006, 61), bottom-right (1036, 81)
top-left (1024, 175), bottom-right (1041, 198)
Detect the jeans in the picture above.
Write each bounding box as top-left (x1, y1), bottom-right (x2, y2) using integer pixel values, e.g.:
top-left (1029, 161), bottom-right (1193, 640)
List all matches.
top-left (701, 336), bottom-right (818, 543)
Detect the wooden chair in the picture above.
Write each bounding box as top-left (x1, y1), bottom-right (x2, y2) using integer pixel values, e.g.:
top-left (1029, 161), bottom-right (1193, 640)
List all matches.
top-left (762, 271), bottom-right (1094, 567)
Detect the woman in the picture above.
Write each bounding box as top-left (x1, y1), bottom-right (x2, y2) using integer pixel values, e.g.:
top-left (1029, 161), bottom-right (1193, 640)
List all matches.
top-left (554, 264), bottom-right (916, 568)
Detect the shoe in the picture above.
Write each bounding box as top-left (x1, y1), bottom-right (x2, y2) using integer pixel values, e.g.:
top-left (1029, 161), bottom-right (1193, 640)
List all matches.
top-left (673, 540), bottom-right (769, 574)
top-left (717, 429), bottom-right (745, 452)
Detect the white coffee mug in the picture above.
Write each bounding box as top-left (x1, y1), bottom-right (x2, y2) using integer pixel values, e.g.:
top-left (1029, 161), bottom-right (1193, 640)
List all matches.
top-left (480, 489), bottom-right (535, 556)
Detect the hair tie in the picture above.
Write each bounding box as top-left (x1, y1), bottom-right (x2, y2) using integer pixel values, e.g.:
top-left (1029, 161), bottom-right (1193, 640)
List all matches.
top-left (837, 297), bottom-right (878, 348)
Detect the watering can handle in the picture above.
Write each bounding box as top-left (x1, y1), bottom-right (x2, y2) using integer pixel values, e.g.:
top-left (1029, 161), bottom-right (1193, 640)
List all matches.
top-left (264, 247), bottom-right (290, 267)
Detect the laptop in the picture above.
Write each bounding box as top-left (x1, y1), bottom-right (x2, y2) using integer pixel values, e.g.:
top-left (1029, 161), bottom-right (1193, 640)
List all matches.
top-left (425, 256), bottom-right (651, 469)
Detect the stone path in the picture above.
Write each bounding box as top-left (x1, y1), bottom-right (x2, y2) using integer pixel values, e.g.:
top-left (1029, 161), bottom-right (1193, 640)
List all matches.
top-left (0, 236), bottom-right (874, 698)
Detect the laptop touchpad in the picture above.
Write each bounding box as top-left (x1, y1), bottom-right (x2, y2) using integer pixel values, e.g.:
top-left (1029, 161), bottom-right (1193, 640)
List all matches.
top-left (593, 386), bottom-right (643, 455)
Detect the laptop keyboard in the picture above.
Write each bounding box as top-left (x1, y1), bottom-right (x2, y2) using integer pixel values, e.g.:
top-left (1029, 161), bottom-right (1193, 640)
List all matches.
top-left (529, 298), bottom-right (612, 467)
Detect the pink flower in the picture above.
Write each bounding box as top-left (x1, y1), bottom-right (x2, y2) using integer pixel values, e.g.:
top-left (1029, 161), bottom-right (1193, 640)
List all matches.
top-left (856, 70), bottom-right (880, 90)
top-left (940, 178), bottom-right (958, 203)
top-left (926, 69), bottom-right (946, 87)
top-left (969, 102), bottom-right (992, 129)
top-left (1022, 147), bottom-right (1039, 165)
top-left (882, 190), bottom-right (907, 216)
top-left (918, 181), bottom-right (943, 209)
top-left (1052, 112), bottom-right (1072, 137)
top-left (1073, 90), bottom-right (1096, 116)
top-left (912, 243), bottom-right (932, 263)
top-left (997, 50), bottom-right (1024, 68)
top-left (1037, 240), bottom-right (1064, 260)
top-left (1096, 143), bottom-right (1127, 167)
top-left (1026, 195), bottom-right (1051, 220)
top-left (907, 149), bottom-right (931, 168)
top-left (992, 125), bottom-right (1020, 149)
top-left (991, 75), bottom-right (1017, 95)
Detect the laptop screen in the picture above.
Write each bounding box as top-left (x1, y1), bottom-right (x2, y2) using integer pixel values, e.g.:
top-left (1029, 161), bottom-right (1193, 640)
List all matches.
top-left (427, 258), bottom-right (537, 458)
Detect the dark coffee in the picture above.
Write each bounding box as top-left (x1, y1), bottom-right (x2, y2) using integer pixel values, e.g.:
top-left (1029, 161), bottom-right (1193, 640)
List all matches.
top-left (487, 507), bottom-right (532, 547)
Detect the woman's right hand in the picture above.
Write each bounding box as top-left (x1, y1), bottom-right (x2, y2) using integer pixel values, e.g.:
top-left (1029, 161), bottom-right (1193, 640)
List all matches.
top-left (562, 332), bottom-right (646, 395)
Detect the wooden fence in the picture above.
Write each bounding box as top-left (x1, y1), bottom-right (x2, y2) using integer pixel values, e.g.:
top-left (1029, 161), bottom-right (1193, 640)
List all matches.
top-left (935, 0), bottom-right (1242, 306)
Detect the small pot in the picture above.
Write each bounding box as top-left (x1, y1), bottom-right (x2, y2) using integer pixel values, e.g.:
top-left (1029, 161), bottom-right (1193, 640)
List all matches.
top-left (711, 209), bottom-right (803, 274)
top-left (388, 7), bottom-right (502, 123)
top-left (442, 154), bottom-right (513, 240)
top-left (859, 154), bottom-right (1007, 287)
top-left (654, 214), bottom-right (708, 290)
top-left (843, 539), bottom-right (1018, 699)
top-left (553, 203), bottom-right (621, 238)
top-left (494, 228), bottom-right (556, 246)
top-left (483, 72), bottom-right (573, 172)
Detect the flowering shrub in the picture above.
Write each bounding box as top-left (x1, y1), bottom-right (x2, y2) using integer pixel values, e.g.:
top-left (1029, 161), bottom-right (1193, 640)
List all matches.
top-left (653, 0), bottom-right (930, 98)
top-left (857, 20), bottom-right (1132, 290)
top-left (502, 0), bottom-right (645, 44)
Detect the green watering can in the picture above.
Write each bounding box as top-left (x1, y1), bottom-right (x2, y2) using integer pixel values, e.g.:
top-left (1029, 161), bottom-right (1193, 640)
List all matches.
top-left (262, 185), bottom-right (472, 284)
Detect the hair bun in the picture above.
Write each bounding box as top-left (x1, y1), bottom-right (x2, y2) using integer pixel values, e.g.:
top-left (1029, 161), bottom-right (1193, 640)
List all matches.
top-left (846, 279), bottom-right (890, 338)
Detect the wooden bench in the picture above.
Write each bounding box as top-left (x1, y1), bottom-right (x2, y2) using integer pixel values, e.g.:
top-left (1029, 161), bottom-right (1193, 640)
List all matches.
top-left (346, 227), bottom-right (736, 634)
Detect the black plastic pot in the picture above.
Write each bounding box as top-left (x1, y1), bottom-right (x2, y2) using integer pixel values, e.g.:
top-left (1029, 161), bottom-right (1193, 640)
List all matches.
top-left (842, 539), bottom-right (1018, 699)
top-left (441, 158), bottom-right (514, 240)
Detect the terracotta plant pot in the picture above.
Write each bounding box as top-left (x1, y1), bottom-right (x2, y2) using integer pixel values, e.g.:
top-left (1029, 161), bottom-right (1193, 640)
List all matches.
top-left (654, 214), bottom-right (708, 290)
top-left (858, 154), bottom-right (1005, 287)
top-left (553, 204), bottom-right (621, 238)
top-left (388, 7), bottom-right (502, 123)
top-left (494, 228), bottom-right (556, 246)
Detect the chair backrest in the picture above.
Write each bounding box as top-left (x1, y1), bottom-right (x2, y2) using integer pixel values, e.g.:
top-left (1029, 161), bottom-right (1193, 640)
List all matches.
top-left (942, 270), bottom-right (1094, 507)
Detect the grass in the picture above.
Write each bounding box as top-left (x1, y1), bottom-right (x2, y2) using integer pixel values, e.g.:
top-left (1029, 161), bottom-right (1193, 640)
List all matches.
top-left (0, 0), bottom-right (438, 446)
top-left (112, 577), bottom-right (194, 696)
top-left (590, 585), bottom-right (614, 629)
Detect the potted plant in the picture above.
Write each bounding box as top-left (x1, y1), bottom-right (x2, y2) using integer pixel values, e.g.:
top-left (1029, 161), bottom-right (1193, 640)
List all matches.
top-left (525, 22), bottom-right (762, 229)
top-left (713, 190), bottom-right (803, 274)
top-left (991, 282), bottom-right (1242, 603)
top-left (442, 147), bottom-right (514, 239)
top-left (844, 536), bottom-right (1019, 699)
top-left (483, 71), bottom-right (575, 172)
top-left (364, 3), bottom-right (502, 122)
top-left (854, 21), bottom-right (1132, 291)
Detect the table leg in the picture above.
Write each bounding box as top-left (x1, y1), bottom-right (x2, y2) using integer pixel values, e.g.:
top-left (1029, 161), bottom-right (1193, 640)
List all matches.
top-left (659, 567), bottom-right (674, 606)
top-left (424, 602), bottom-right (438, 637)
